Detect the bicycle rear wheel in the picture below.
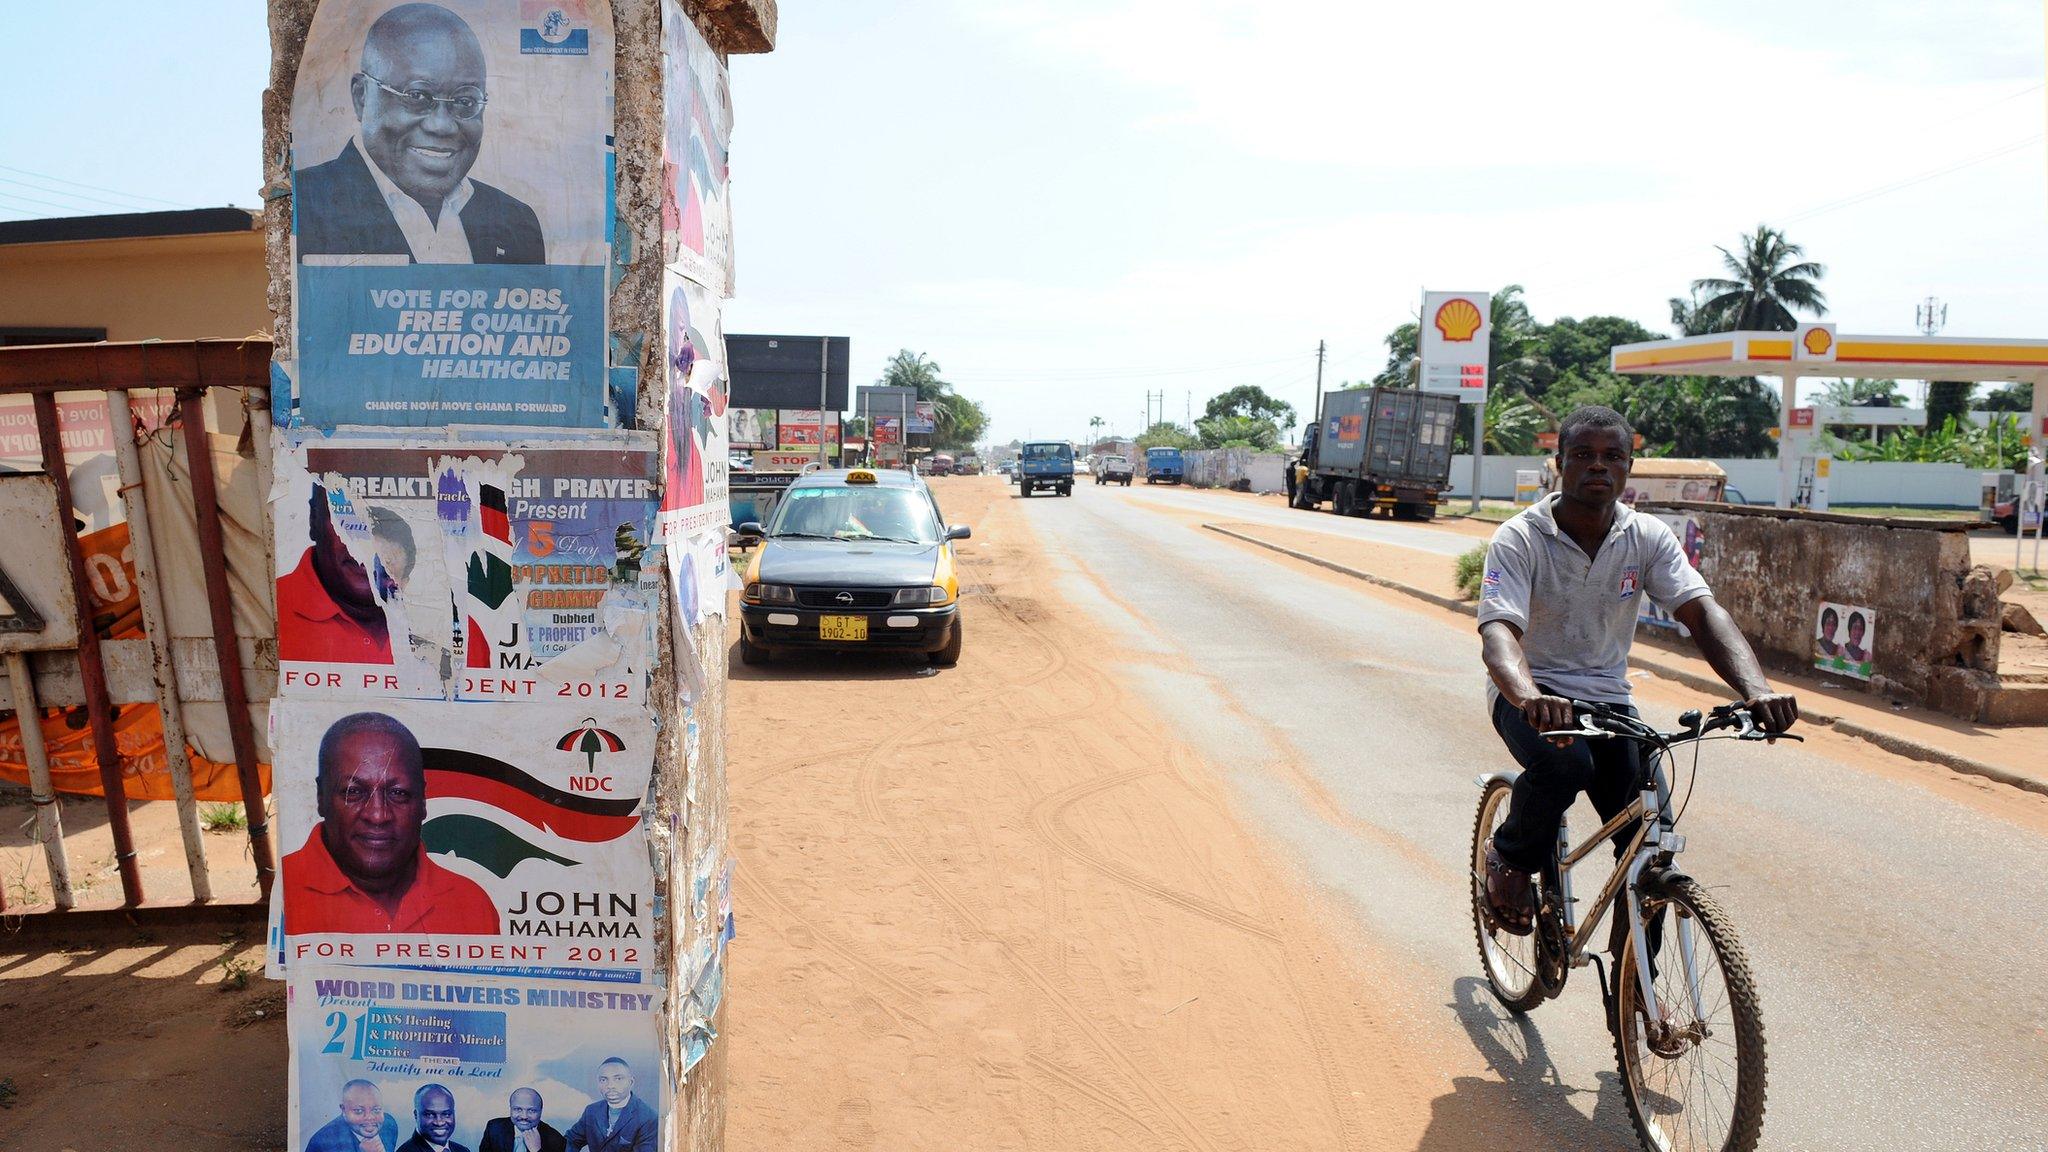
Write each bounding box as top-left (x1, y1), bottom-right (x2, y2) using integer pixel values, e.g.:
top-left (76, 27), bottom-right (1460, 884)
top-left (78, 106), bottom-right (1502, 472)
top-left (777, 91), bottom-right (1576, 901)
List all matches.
top-left (1612, 875), bottom-right (1767, 1152)
top-left (1470, 777), bottom-right (1544, 1012)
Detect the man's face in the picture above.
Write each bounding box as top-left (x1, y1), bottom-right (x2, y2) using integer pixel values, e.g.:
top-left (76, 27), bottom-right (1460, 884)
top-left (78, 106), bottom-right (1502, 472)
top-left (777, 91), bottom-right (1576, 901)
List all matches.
top-left (341, 1086), bottom-right (386, 1140)
top-left (597, 1064), bottom-right (633, 1106)
top-left (355, 20), bottom-right (487, 208)
top-left (508, 1091), bottom-right (542, 1132)
top-left (1557, 427), bottom-right (1632, 510)
top-left (310, 489), bottom-right (380, 619)
top-left (319, 729), bottom-right (426, 885)
top-left (416, 1089), bottom-right (456, 1145)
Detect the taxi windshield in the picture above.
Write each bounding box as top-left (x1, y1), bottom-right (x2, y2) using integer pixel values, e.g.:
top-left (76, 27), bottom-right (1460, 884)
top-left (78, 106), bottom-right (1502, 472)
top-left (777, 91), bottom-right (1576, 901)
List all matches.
top-left (769, 485), bottom-right (941, 544)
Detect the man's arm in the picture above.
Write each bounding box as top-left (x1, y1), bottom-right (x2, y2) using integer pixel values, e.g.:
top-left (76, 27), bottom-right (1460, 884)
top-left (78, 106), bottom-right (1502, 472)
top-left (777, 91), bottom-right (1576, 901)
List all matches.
top-left (1480, 620), bottom-right (1576, 740)
top-left (1670, 596), bottom-right (1798, 732)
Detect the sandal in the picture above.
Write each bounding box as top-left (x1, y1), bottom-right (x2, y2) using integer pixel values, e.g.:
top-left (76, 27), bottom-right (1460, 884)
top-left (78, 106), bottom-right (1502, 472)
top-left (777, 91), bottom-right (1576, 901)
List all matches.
top-left (1484, 840), bottom-right (1536, 936)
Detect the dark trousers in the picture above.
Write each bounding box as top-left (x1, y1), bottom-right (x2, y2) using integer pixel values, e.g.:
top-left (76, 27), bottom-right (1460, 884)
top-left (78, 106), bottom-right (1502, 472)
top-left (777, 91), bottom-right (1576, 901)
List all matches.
top-left (1490, 689), bottom-right (1647, 874)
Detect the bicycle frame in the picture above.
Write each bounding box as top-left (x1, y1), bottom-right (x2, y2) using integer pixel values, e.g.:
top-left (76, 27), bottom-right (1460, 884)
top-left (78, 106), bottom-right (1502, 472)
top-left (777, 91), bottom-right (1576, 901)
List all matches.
top-left (1549, 753), bottom-right (1708, 1029)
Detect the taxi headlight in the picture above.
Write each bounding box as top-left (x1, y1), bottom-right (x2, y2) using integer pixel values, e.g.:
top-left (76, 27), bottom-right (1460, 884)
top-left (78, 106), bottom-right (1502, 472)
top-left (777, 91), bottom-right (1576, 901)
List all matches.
top-left (746, 583), bottom-right (796, 605)
top-left (892, 585), bottom-right (951, 606)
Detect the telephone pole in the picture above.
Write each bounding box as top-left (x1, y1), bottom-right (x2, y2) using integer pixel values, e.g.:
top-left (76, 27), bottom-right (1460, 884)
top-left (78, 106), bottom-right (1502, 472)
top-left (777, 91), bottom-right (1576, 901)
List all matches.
top-left (1310, 340), bottom-right (1325, 444)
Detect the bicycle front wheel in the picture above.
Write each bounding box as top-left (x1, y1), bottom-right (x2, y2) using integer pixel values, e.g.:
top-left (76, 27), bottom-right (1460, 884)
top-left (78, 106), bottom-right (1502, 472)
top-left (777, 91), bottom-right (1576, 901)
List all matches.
top-left (1612, 875), bottom-right (1767, 1152)
top-left (1470, 777), bottom-right (1544, 1012)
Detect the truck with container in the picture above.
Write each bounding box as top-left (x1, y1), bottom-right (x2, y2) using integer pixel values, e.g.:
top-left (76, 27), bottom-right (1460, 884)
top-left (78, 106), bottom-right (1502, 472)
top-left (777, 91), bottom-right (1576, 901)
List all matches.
top-left (1287, 387), bottom-right (1459, 519)
top-left (1143, 446), bottom-right (1185, 484)
top-left (1017, 440), bottom-right (1076, 497)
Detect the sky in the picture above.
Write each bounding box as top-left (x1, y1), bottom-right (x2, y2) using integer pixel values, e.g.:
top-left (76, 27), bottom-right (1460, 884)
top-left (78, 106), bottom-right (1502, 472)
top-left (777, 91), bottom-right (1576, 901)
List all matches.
top-left (2, 1), bottom-right (2043, 444)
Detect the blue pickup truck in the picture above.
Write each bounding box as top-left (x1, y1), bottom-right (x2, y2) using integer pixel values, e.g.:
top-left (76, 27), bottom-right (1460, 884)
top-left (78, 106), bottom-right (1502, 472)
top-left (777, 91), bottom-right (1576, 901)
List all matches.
top-left (1017, 441), bottom-right (1075, 497)
top-left (1144, 446), bottom-right (1184, 485)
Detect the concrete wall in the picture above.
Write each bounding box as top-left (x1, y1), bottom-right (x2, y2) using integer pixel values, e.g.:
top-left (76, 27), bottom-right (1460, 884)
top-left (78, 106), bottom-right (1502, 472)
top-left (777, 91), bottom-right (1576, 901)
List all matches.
top-left (1446, 455), bottom-right (1991, 508)
top-left (1686, 505), bottom-right (2002, 717)
top-left (1182, 448), bottom-right (1287, 493)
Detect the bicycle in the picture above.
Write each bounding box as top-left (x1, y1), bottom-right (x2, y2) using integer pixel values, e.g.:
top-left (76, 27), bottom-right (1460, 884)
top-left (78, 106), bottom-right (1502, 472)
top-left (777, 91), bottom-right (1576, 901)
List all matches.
top-left (1469, 700), bottom-right (1797, 1152)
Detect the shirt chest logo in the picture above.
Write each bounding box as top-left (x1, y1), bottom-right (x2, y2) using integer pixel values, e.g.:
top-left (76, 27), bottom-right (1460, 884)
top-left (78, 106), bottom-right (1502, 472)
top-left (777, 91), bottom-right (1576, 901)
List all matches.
top-left (1618, 566), bottom-right (1640, 599)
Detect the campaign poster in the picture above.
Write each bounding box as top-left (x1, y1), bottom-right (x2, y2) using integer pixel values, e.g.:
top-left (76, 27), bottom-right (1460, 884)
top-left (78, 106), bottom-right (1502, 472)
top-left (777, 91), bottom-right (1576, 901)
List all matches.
top-left (288, 965), bottom-right (663, 1152)
top-left (274, 699), bottom-right (656, 979)
top-left (660, 0), bottom-right (733, 296)
top-left (728, 407), bottom-right (772, 449)
top-left (0, 391), bottom-right (178, 531)
top-left (658, 274), bottom-right (730, 539)
top-left (274, 433), bottom-right (661, 704)
top-left (1814, 601), bottom-right (1876, 681)
top-left (289, 0), bottom-right (615, 429)
top-left (1637, 512), bottom-right (1704, 637)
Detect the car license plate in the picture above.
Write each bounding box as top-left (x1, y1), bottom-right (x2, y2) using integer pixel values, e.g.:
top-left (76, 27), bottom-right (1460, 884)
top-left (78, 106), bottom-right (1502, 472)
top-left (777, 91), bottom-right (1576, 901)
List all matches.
top-left (820, 615), bottom-right (868, 641)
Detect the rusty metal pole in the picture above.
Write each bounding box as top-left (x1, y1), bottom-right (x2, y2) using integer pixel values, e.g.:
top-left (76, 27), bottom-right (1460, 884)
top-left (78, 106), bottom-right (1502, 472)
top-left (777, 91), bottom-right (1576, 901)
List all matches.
top-left (4, 650), bottom-right (76, 908)
top-left (107, 388), bottom-right (213, 900)
top-left (33, 391), bottom-right (144, 906)
top-left (176, 388), bottom-right (276, 897)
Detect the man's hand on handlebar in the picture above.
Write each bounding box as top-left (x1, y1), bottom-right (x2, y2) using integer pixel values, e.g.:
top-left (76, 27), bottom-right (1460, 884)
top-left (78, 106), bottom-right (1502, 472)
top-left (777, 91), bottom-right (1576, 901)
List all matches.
top-left (1520, 694), bottom-right (1579, 746)
top-left (1745, 692), bottom-right (1799, 737)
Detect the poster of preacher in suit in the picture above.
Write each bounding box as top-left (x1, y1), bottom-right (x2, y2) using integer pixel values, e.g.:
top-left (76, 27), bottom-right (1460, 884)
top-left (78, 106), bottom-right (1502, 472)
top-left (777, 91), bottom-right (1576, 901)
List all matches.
top-left (289, 1), bottom-right (613, 429)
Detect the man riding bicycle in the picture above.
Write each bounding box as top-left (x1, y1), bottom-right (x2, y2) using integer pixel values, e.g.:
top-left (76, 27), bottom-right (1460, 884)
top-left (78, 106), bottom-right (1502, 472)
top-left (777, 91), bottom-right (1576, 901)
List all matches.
top-left (1478, 405), bottom-right (1797, 935)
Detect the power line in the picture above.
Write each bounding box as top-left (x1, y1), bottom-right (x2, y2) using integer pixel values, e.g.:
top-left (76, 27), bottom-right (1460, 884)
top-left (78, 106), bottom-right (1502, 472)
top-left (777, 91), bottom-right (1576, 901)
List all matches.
top-left (0, 175), bottom-right (172, 214)
top-left (0, 188), bottom-right (99, 216)
top-left (944, 353), bottom-right (1310, 383)
top-left (0, 163), bottom-right (196, 209)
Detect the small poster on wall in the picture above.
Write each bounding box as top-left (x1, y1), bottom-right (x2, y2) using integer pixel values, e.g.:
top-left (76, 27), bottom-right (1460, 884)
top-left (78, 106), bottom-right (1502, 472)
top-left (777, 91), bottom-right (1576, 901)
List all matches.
top-left (1813, 601), bottom-right (1875, 681)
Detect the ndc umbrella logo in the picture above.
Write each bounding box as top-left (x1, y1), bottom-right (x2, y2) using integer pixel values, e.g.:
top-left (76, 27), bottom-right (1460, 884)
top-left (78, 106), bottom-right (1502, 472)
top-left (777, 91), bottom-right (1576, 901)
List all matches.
top-left (557, 717), bottom-right (626, 775)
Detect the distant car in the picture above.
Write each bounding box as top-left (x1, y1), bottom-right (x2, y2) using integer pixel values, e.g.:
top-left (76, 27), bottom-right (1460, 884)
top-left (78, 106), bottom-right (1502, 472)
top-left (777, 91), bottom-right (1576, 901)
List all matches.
top-left (1144, 446), bottom-right (1184, 484)
top-left (1095, 455), bottom-right (1133, 486)
top-left (736, 468), bottom-right (969, 667)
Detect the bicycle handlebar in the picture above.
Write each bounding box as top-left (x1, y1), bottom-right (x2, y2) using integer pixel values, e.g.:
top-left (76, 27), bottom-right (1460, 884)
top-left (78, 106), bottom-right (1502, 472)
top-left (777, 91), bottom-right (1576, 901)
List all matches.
top-left (1538, 699), bottom-right (1802, 746)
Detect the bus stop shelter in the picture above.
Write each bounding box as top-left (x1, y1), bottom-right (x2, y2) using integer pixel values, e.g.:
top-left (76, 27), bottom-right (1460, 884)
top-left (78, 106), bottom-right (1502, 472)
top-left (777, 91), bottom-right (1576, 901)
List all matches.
top-left (1609, 326), bottom-right (2048, 508)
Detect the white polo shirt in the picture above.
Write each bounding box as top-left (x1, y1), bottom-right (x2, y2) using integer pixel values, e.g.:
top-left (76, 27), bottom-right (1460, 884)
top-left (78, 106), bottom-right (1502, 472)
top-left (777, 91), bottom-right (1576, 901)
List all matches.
top-left (1477, 493), bottom-right (1710, 705)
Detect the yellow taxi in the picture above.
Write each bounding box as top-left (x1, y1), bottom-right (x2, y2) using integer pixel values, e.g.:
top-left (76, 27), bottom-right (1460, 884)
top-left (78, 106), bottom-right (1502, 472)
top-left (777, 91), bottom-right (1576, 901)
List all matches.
top-left (736, 468), bottom-right (969, 666)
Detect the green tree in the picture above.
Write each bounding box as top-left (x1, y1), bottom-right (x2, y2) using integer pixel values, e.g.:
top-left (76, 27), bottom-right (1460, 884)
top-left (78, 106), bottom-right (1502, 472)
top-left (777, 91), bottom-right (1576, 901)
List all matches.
top-left (1134, 421), bottom-right (1198, 451)
top-left (1926, 381), bottom-right (1971, 432)
top-left (875, 349), bottom-right (988, 449)
top-left (1372, 322), bottom-right (1420, 388)
top-left (1195, 414), bottom-right (1281, 449)
top-left (1980, 381), bottom-right (2033, 412)
top-left (1814, 378), bottom-right (1905, 407)
top-left (1667, 290), bottom-right (1716, 337)
top-left (1625, 375), bottom-right (1779, 457)
top-left (1691, 225), bottom-right (1828, 332)
top-left (1488, 285), bottom-right (1547, 398)
top-left (1202, 384), bottom-right (1295, 428)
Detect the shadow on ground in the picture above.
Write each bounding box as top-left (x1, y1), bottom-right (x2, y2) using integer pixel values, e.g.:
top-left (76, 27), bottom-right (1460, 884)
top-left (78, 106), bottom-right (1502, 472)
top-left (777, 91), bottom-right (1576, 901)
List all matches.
top-left (1415, 976), bottom-right (1637, 1151)
top-left (0, 919), bottom-right (283, 1147)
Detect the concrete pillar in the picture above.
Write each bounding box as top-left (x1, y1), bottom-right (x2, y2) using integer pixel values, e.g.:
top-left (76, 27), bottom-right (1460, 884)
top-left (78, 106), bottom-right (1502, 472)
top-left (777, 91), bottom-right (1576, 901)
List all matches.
top-left (263, 3), bottom-right (773, 1149)
top-left (1776, 373), bottom-right (1799, 509)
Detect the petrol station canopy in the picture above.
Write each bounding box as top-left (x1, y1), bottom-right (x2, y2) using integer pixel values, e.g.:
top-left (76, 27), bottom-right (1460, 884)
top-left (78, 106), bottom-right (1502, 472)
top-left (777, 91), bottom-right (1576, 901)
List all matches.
top-left (1609, 329), bottom-right (2048, 386)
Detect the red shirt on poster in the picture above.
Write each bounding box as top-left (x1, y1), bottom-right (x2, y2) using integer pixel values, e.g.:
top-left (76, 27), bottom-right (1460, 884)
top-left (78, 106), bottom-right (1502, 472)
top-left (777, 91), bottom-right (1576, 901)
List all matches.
top-left (276, 548), bottom-right (392, 664)
top-left (282, 826), bottom-right (499, 935)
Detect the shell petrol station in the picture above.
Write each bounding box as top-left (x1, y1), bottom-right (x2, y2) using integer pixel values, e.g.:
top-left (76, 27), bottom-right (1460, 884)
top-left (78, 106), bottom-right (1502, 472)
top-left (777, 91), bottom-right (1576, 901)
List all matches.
top-left (1608, 324), bottom-right (2048, 512)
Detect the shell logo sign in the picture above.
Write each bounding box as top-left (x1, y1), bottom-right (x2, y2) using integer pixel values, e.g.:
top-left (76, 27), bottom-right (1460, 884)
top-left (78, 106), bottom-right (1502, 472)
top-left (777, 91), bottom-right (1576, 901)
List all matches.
top-left (1794, 322), bottom-right (1837, 362)
top-left (1434, 297), bottom-right (1485, 342)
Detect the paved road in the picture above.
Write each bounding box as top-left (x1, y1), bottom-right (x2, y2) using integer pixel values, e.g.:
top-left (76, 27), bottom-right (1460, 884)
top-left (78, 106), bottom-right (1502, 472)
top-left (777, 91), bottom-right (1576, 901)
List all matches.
top-left (1018, 481), bottom-right (2048, 1150)
top-left (1119, 480), bottom-right (1482, 556)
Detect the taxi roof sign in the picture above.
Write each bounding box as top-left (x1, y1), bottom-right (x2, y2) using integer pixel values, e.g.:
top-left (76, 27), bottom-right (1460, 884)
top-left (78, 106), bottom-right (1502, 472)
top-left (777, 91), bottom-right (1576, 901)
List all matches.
top-left (845, 468), bottom-right (878, 484)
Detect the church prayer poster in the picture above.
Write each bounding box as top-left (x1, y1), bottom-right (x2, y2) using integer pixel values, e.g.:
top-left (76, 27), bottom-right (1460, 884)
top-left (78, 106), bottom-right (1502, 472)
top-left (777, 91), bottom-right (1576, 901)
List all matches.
top-left (274, 433), bottom-right (661, 704)
top-left (660, 0), bottom-right (733, 296)
top-left (289, 0), bottom-right (615, 429)
top-left (288, 963), bottom-right (664, 1152)
top-left (274, 699), bottom-right (656, 981)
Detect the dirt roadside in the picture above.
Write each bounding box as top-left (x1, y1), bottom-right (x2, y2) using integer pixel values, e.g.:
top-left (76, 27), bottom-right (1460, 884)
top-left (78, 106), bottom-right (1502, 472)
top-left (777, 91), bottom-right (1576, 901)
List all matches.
top-left (724, 476), bottom-right (1522, 1151)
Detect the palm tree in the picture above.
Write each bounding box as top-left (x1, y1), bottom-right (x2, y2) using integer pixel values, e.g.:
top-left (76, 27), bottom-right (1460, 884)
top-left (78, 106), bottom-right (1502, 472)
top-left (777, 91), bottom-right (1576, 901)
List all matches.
top-left (1691, 225), bottom-right (1828, 332)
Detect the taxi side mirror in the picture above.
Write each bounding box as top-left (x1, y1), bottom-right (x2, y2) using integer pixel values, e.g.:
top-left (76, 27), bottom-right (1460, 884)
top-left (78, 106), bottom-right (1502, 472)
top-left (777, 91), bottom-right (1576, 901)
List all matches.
top-left (945, 524), bottom-right (972, 541)
top-left (736, 521), bottom-right (765, 537)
